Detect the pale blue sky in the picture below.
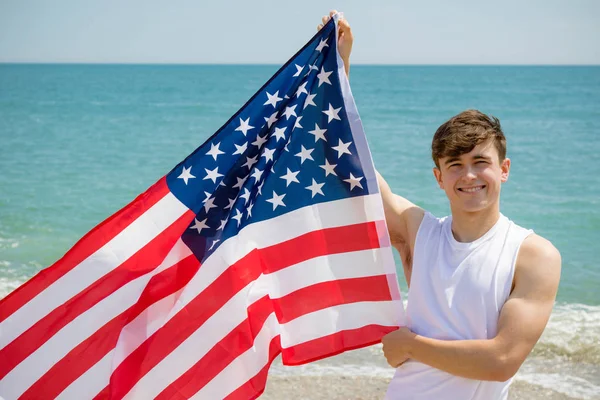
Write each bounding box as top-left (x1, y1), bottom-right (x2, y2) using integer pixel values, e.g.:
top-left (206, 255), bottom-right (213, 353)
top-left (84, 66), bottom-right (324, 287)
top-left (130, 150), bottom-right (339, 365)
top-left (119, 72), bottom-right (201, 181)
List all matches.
top-left (1, 0), bottom-right (599, 64)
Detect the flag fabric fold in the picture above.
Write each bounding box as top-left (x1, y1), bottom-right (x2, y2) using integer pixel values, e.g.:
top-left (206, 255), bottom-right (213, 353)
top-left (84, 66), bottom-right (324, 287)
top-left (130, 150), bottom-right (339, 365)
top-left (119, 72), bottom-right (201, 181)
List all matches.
top-left (0, 14), bottom-right (405, 400)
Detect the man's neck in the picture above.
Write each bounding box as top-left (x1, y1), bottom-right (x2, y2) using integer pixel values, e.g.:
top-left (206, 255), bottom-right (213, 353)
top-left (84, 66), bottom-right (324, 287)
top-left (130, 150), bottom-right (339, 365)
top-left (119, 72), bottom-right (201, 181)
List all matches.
top-left (449, 206), bottom-right (501, 243)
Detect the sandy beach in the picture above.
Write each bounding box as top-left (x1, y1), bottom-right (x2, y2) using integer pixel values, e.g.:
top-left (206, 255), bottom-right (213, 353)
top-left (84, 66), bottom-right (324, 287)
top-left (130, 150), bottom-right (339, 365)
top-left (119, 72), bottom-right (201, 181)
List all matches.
top-left (262, 376), bottom-right (576, 400)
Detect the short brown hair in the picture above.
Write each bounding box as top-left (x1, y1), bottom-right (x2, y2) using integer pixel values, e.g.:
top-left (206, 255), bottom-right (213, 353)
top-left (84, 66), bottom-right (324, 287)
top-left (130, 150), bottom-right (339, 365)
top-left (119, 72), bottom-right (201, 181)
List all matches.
top-left (431, 109), bottom-right (506, 168)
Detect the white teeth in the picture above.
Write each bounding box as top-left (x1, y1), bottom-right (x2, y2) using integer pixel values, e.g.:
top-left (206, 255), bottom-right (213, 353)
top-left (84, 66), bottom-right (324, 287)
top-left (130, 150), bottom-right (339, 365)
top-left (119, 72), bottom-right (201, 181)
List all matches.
top-left (461, 186), bottom-right (484, 193)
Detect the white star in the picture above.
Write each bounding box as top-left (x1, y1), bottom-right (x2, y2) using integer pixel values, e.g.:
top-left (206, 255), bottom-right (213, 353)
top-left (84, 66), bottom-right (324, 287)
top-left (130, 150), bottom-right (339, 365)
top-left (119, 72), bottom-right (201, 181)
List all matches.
top-left (293, 64), bottom-right (304, 77)
top-left (217, 218), bottom-right (227, 230)
top-left (303, 92), bottom-right (317, 109)
top-left (231, 209), bottom-right (243, 226)
top-left (283, 104), bottom-right (297, 120)
top-left (266, 191), bottom-right (286, 211)
top-left (264, 111), bottom-right (278, 128)
top-left (272, 126), bottom-right (287, 142)
top-left (178, 166), bottom-right (195, 185)
top-left (294, 81), bottom-right (308, 98)
top-left (316, 67), bottom-right (332, 87)
top-left (284, 138), bottom-right (291, 152)
top-left (240, 188), bottom-right (251, 205)
top-left (293, 116), bottom-right (303, 131)
top-left (247, 201), bottom-right (254, 218)
top-left (309, 64), bottom-right (319, 72)
top-left (344, 173), bottom-right (364, 191)
top-left (235, 117), bottom-right (254, 136)
top-left (308, 123), bottom-right (327, 142)
top-left (233, 175), bottom-right (248, 189)
top-left (206, 142), bottom-right (225, 161)
top-left (251, 134), bottom-right (268, 148)
top-left (224, 197), bottom-right (236, 210)
top-left (209, 239), bottom-right (220, 251)
top-left (264, 90), bottom-right (283, 108)
top-left (280, 168), bottom-right (300, 187)
top-left (295, 145), bottom-right (315, 164)
top-left (202, 191), bottom-right (218, 213)
top-left (233, 141), bottom-right (248, 155)
top-left (305, 179), bottom-right (325, 198)
top-left (320, 159), bottom-right (337, 177)
top-left (332, 139), bottom-right (352, 158)
top-left (189, 218), bottom-right (209, 234)
top-left (315, 38), bottom-right (329, 52)
top-left (261, 147), bottom-right (276, 162)
top-left (257, 180), bottom-right (265, 195)
top-left (204, 167), bottom-right (224, 183)
top-left (251, 168), bottom-right (263, 182)
top-left (242, 155), bottom-right (258, 170)
top-left (323, 103), bottom-right (342, 123)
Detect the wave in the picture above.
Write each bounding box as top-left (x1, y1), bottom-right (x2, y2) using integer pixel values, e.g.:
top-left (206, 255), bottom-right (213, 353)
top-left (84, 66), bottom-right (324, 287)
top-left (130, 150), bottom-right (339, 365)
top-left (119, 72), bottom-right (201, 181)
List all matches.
top-left (534, 303), bottom-right (600, 364)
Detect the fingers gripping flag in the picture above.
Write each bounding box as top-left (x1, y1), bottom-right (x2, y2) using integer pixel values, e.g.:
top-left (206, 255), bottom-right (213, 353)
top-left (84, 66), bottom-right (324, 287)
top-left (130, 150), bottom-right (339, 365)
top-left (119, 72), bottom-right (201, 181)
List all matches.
top-left (0, 15), bottom-right (404, 400)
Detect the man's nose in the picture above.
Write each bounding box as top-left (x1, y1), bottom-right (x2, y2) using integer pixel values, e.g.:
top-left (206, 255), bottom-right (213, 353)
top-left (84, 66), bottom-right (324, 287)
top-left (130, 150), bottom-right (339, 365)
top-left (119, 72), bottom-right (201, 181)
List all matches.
top-left (464, 166), bottom-right (477, 180)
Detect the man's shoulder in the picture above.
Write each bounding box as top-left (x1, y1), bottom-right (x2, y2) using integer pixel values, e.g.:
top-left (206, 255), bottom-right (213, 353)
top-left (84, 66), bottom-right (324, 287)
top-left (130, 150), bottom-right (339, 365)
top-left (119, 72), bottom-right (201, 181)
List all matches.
top-left (515, 233), bottom-right (561, 292)
top-left (519, 233), bottom-right (561, 265)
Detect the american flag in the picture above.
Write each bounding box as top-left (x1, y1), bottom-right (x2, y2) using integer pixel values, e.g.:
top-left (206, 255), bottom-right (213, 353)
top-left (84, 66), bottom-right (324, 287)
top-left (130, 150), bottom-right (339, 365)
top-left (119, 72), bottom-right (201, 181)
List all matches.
top-left (0, 15), bottom-right (404, 399)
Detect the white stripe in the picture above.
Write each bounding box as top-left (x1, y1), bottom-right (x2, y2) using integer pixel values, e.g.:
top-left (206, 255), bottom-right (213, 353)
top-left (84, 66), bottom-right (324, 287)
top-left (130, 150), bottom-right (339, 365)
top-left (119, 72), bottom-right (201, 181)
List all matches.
top-left (279, 300), bottom-right (400, 348)
top-left (0, 240), bottom-right (192, 399)
top-left (111, 286), bottom-right (186, 369)
top-left (264, 248), bottom-right (386, 298)
top-left (191, 313), bottom-right (280, 400)
top-left (0, 192), bottom-right (188, 350)
top-left (56, 350), bottom-right (114, 400)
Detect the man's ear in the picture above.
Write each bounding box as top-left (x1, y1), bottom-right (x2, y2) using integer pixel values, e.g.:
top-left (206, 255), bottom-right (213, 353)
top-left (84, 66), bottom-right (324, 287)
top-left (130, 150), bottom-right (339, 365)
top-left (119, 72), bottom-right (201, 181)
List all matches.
top-left (433, 167), bottom-right (444, 189)
top-left (501, 158), bottom-right (511, 183)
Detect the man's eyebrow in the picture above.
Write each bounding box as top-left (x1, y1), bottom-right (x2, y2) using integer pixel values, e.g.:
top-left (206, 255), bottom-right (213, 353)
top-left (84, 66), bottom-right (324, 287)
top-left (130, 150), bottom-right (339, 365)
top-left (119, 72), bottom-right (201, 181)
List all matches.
top-left (473, 154), bottom-right (492, 160)
top-left (444, 157), bottom-right (461, 165)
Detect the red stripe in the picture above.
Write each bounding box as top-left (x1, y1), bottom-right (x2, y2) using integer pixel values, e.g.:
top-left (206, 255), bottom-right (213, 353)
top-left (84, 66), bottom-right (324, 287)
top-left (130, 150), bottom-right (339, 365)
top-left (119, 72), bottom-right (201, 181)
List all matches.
top-left (155, 296), bottom-right (275, 400)
top-left (272, 275), bottom-right (392, 323)
top-left (0, 177), bottom-right (170, 323)
top-left (19, 255), bottom-right (201, 400)
top-left (224, 336), bottom-right (282, 400)
top-left (282, 324), bottom-right (397, 366)
top-left (0, 209), bottom-right (195, 380)
top-left (260, 221), bottom-right (381, 274)
top-left (103, 221), bottom-right (380, 400)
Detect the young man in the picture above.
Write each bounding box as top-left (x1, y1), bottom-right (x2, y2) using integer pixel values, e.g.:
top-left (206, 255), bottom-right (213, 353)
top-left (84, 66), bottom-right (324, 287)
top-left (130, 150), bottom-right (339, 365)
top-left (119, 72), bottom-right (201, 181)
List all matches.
top-left (319, 11), bottom-right (561, 399)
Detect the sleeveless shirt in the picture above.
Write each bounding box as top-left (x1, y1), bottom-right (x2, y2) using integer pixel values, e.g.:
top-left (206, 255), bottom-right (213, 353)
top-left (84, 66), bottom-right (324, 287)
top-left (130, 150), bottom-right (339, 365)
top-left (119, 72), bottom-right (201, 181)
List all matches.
top-left (385, 212), bottom-right (533, 400)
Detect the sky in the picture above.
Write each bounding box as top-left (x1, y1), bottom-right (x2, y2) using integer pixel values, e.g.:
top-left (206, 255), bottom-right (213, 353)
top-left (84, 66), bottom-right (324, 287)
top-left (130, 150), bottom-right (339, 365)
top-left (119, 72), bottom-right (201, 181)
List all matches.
top-left (1, 0), bottom-right (599, 65)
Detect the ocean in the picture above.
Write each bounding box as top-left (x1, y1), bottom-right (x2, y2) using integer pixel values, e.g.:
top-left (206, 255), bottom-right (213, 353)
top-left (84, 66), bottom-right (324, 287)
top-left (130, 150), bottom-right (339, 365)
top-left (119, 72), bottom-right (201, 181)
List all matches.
top-left (1, 64), bottom-right (599, 398)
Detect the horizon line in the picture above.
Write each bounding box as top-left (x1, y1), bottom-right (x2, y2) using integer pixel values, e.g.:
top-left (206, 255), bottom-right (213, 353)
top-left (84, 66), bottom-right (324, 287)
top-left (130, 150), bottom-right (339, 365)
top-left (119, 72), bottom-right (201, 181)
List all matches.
top-left (1, 62), bottom-right (599, 67)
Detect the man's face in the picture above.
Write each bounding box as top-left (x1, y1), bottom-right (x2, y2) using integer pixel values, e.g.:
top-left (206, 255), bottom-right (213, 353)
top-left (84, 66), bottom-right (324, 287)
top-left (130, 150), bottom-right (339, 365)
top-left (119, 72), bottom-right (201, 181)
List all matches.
top-left (433, 140), bottom-right (510, 214)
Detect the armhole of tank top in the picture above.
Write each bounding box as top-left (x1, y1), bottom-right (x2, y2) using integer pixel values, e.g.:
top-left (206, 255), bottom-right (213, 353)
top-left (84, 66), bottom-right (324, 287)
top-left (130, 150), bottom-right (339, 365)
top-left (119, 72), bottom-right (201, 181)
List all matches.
top-left (504, 227), bottom-right (535, 299)
top-left (409, 212), bottom-right (435, 284)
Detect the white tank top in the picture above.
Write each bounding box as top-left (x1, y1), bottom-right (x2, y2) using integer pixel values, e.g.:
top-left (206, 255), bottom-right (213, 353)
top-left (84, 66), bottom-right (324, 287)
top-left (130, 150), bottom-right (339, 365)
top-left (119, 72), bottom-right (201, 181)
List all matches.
top-left (386, 212), bottom-right (533, 400)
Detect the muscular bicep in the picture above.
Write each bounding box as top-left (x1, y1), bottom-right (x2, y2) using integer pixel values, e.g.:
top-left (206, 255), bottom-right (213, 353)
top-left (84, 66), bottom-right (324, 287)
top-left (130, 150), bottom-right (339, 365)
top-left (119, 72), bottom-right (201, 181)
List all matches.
top-left (495, 235), bottom-right (561, 377)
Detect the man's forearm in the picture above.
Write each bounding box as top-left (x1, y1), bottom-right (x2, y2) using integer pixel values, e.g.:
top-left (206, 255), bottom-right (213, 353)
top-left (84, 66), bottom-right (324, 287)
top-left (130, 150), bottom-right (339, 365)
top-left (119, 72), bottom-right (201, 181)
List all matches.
top-left (408, 335), bottom-right (511, 382)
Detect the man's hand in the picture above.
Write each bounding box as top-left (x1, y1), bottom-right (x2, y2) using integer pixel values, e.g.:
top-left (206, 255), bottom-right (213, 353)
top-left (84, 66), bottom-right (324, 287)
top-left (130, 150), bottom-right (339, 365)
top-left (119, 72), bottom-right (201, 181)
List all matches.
top-left (317, 10), bottom-right (353, 77)
top-left (382, 327), bottom-right (416, 368)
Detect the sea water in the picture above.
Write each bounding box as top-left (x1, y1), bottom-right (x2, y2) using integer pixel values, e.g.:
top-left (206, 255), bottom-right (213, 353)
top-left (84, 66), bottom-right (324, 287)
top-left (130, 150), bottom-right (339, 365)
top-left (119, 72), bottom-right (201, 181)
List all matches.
top-left (1, 64), bottom-right (599, 398)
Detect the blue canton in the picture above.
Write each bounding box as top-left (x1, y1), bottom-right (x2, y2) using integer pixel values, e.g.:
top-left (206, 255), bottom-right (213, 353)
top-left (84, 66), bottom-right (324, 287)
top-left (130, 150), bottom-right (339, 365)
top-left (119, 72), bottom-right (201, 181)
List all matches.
top-left (165, 20), bottom-right (372, 262)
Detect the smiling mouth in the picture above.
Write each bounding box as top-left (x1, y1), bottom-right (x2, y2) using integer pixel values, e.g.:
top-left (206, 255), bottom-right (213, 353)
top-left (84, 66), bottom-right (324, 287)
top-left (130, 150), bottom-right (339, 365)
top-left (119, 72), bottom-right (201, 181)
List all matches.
top-left (458, 185), bottom-right (486, 193)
